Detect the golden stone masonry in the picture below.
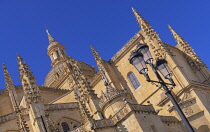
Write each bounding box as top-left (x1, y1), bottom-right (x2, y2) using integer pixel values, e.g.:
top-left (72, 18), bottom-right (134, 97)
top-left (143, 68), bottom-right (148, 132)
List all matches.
top-left (0, 8), bottom-right (210, 132)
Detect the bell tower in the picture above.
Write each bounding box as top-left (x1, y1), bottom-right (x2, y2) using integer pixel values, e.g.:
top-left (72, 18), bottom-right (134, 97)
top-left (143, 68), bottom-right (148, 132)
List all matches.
top-left (46, 29), bottom-right (68, 66)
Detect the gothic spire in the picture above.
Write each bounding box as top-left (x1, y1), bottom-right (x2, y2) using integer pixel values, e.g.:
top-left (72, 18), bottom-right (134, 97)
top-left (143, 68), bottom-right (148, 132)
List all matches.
top-left (2, 64), bottom-right (29, 131)
top-left (3, 63), bottom-right (19, 110)
top-left (17, 54), bottom-right (42, 104)
top-left (132, 7), bottom-right (171, 60)
top-left (168, 25), bottom-right (204, 65)
top-left (90, 45), bottom-right (104, 71)
top-left (17, 54), bottom-right (48, 132)
top-left (46, 29), bottom-right (55, 43)
top-left (3, 64), bottom-right (15, 90)
top-left (168, 25), bottom-right (188, 46)
top-left (91, 45), bottom-right (109, 86)
top-left (132, 7), bottom-right (159, 40)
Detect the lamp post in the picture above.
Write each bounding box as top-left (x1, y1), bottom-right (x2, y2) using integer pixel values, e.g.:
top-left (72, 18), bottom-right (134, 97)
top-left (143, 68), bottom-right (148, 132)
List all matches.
top-left (129, 44), bottom-right (194, 132)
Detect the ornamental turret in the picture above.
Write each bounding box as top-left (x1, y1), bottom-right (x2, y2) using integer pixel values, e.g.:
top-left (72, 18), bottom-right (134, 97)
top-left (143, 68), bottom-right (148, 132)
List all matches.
top-left (46, 30), bottom-right (68, 67)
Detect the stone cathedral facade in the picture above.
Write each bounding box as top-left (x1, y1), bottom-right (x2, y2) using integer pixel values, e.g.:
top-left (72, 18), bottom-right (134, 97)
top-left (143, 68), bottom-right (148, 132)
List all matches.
top-left (0, 8), bottom-right (210, 132)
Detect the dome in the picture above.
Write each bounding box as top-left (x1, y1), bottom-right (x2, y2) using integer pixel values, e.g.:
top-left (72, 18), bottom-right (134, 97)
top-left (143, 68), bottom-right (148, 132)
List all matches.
top-left (44, 58), bottom-right (97, 87)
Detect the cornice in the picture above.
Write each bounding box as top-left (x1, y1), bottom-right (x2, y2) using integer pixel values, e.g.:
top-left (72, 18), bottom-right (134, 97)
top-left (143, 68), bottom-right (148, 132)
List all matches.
top-left (110, 31), bottom-right (143, 64)
top-left (157, 82), bottom-right (210, 107)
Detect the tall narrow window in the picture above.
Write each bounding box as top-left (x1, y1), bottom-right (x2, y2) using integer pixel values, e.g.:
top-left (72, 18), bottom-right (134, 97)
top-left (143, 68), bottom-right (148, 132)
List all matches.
top-left (61, 122), bottom-right (70, 132)
top-left (56, 50), bottom-right (60, 58)
top-left (52, 53), bottom-right (57, 60)
top-left (128, 72), bottom-right (141, 89)
top-left (61, 50), bottom-right (65, 56)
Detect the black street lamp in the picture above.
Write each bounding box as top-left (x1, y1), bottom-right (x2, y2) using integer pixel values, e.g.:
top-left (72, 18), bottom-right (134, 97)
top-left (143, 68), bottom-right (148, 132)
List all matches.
top-left (129, 44), bottom-right (194, 132)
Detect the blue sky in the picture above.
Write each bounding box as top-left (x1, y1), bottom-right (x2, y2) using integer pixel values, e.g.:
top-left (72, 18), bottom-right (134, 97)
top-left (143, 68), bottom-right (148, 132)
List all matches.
top-left (0, 0), bottom-right (209, 87)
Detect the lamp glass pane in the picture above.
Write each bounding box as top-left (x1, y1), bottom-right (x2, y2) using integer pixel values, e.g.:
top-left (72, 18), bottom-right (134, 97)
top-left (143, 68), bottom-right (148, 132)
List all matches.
top-left (133, 57), bottom-right (148, 74)
top-left (143, 49), bottom-right (153, 64)
top-left (158, 63), bottom-right (172, 79)
top-left (138, 47), bottom-right (153, 64)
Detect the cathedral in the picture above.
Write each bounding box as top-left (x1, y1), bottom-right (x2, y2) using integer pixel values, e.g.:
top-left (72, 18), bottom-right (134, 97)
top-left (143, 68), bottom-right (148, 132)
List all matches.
top-left (0, 8), bottom-right (210, 132)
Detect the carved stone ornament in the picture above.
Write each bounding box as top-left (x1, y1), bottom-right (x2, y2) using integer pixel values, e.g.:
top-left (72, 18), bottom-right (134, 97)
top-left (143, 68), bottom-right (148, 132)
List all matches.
top-left (183, 106), bottom-right (194, 117)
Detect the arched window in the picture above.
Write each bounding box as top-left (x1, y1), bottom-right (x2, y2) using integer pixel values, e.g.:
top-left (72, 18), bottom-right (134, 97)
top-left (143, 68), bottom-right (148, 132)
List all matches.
top-left (128, 72), bottom-right (141, 89)
top-left (56, 50), bottom-right (60, 58)
top-left (61, 122), bottom-right (70, 132)
top-left (52, 53), bottom-right (56, 60)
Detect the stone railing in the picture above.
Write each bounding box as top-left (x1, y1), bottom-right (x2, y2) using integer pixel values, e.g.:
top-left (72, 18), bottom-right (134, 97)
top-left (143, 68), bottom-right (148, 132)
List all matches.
top-left (14, 85), bottom-right (70, 94)
top-left (0, 112), bottom-right (16, 124)
top-left (110, 32), bottom-right (141, 63)
top-left (39, 86), bottom-right (70, 93)
top-left (160, 116), bottom-right (180, 123)
top-left (111, 103), bottom-right (155, 124)
top-left (45, 102), bottom-right (79, 111)
top-left (93, 119), bottom-right (115, 129)
top-left (130, 104), bottom-right (155, 113)
top-left (99, 89), bottom-right (128, 108)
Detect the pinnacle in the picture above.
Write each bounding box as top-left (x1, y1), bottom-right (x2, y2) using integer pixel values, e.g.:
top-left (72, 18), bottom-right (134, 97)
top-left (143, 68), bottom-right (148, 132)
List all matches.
top-left (46, 29), bottom-right (55, 43)
top-left (168, 25), bottom-right (184, 43)
top-left (2, 63), bottom-right (9, 76)
top-left (168, 25), bottom-right (177, 35)
top-left (132, 7), bottom-right (151, 29)
top-left (168, 24), bottom-right (172, 29)
top-left (16, 53), bottom-right (23, 65)
top-left (131, 7), bottom-right (136, 12)
top-left (90, 45), bottom-right (95, 52)
top-left (91, 45), bottom-right (101, 59)
top-left (2, 63), bottom-right (14, 87)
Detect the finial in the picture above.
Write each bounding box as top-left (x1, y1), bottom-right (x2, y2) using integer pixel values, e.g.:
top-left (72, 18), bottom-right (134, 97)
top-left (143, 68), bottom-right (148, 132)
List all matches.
top-left (168, 25), bottom-right (178, 37)
top-left (131, 7), bottom-right (143, 21)
top-left (46, 29), bottom-right (55, 43)
top-left (90, 45), bottom-right (103, 69)
top-left (16, 53), bottom-right (23, 65)
top-left (168, 24), bottom-right (187, 44)
top-left (131, 7), bottom-right (154, 36)
top-left (2, 63), bottom-right (6, 69)
top-left (131, 7), bottom-right (136, 12)
top-left (90, 45), bottom-right (94, 50)
top-left (168, 24), bottom-right (172, 30)
top-left (3, 63), bottom-right (8, 75)
top-left (90, 45), bottom-right (100, 59)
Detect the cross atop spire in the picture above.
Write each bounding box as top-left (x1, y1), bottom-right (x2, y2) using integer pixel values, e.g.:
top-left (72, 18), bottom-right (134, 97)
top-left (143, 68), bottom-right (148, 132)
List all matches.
top-left (46, 29), bottom-right (55, 43)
